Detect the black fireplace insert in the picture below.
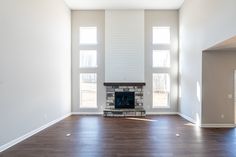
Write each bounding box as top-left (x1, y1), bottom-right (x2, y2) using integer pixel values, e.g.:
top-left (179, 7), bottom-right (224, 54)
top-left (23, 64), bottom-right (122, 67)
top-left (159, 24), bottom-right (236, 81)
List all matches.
top-left (115, 92), bottom-right (135, 109)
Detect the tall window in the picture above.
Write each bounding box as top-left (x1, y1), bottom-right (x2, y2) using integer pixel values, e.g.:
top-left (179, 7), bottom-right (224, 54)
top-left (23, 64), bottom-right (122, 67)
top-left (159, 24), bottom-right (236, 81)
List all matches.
top-left (79, 27), bottom-right (97, 45)
top-left (80, 50), bottom-right (97, 68)
top-left (79, 26), bottom-right (98, 108)
top-left (80, 73), bottom-right (97, 108)
top-left (153, 73), bottom-right (170, 107)
top-left (153, 27), bottom-right (170, 44)
top-left (152, 26), bottom-right (171, 108)
top-left (153, 50), bottom-right (170, 68)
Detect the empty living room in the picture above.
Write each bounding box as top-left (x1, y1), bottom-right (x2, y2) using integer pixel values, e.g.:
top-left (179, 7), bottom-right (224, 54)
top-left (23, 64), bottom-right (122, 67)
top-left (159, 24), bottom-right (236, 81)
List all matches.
top-left (1, 0), bottom-right (236, 156)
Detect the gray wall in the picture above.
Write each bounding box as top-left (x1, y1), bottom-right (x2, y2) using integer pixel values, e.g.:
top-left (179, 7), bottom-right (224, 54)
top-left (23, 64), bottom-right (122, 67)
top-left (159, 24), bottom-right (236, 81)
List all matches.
top-left (71, 11), bottom-right (106, 113)
top-left (179, 0), bottom-right (236, 123)
top-left (144, 10), bottom-right (179, 113)
top-left (71, 10), bottom-right (179, 113)
top-left (202, 51), bottom-right (236, 124)
top-left (0, 0), bottom-right (71, 147)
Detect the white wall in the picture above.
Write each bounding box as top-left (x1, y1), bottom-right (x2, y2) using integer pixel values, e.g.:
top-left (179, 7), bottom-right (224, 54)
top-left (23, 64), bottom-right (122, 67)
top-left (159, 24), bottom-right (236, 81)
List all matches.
top-left (0, 0), bottom-right (71, 147)
top-left (105, 10), bottom-right (144, 82)
top-left (179, 0), bottom-right (236, 124)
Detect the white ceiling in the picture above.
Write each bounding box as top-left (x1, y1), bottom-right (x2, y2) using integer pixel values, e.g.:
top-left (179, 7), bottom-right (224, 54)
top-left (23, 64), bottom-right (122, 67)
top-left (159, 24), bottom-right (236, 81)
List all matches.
top-left (64, 0), bottom-right (185, 10)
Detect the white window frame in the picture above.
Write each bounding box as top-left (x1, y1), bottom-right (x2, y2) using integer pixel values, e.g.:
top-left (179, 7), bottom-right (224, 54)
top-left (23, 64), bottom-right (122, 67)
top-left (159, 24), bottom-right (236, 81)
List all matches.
top-left (79, 50), bottom-right (98, 68)
top-left (152, 73), bottom-right (171, 108)
top-left (152, 26), bottom-right (171, 108)
top-left (152, 50), bottom-right (171, 68)
top-left (79, 26), bottom-right (98, 109)
top-left (79, 73), bottom-right (97, 108)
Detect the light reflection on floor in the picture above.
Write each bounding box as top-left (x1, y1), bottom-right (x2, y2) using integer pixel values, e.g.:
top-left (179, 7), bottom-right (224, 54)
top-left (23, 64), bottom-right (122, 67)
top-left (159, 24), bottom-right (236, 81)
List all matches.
top-left (184, 122), bottom-right (197, 127)
top-left (125, 117), bottom-right (157, 122)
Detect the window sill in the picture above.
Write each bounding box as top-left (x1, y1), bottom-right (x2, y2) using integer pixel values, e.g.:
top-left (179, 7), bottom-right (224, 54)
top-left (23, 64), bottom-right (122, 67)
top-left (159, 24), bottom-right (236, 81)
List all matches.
top-left (152, 106), bottom-right (170, 109)
top-left (79, 107), bottom-right (98, 109)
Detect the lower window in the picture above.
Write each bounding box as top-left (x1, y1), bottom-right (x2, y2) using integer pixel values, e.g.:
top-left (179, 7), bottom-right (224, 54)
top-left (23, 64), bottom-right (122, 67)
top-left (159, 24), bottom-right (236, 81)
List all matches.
top-left (80, 73), bottom-right (97, 108)
top-left (153, 73), bottom-right (170, 108)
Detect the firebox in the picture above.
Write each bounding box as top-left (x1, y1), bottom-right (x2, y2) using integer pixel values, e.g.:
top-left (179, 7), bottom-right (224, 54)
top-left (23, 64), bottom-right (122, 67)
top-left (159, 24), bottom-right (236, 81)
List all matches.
top-left (115, 92), bottom-right (135, 109)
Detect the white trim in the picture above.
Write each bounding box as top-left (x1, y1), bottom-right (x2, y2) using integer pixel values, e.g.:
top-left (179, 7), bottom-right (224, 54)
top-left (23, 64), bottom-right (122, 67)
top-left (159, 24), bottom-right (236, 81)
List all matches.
top-left (178, 113), bottom-right (236, 128)
top-left (234, 70), bottom-right (236, 125)
top-left (146, 112), bottom-right (178, 115)
top-left (200, 124), bottom-right (236, 128)
top-left (178, 113), bottom-right (196, 124)
top-left (0, 113), bottom-right (71, 153)
top-left (71, 112), bottom-right (103, 115)
top-left (72, 112), bottom-right (179, 116)
top-left (72, 112), bottom-right (178, 116)
top-left (152, 106), bottom-right (171, 109)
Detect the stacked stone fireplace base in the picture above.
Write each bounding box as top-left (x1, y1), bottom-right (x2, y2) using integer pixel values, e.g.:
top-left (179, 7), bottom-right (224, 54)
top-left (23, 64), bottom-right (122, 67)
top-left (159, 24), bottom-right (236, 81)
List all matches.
top-left (103, 108), bottom-right (146, 117)
top-left (103, 82), bottom-right (146, 117)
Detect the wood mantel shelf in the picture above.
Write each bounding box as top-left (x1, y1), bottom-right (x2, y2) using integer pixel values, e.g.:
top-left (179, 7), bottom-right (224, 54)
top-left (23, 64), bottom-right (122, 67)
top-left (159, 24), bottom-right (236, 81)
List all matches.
top-left (103, 82), bottom-right (146, 86)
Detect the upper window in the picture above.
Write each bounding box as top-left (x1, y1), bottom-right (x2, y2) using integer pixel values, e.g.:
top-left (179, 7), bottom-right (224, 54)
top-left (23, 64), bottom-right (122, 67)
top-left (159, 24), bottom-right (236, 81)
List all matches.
top-left (153, 50), bottom-right (170, 68)
top-left (80, 50), bottom-right (97, 68)
top-left (153, 27), bottom-right (170, 44)
top-left (79, 27), bottom-right (97, 45)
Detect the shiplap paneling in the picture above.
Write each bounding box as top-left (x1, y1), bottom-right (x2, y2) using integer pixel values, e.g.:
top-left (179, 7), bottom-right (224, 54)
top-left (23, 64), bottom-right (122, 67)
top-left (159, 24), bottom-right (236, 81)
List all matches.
top-left (105, 10), bottom-right (144, 82)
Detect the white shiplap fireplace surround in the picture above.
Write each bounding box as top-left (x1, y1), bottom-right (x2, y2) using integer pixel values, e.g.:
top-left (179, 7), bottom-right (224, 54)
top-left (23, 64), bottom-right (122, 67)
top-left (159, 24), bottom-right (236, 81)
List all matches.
top-left (105, 10), bottom-right (144, 82)
top-left (104, 10), bottom-right (146, 117)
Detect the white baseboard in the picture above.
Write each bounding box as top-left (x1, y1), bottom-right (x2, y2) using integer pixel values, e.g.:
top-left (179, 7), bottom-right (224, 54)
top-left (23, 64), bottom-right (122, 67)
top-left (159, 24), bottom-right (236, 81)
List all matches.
top-left (71, 112), bottom-right (103, 115)
top-left (72, 112), bottom-right (179, 116)
top-left (146, 112), bottom-right (178, 115)
top-left (0, 113), bottom-right (71, 153)
top-left (178, 113), bottom-right (196, 124)
top-left (178, 113), bottom-right (236, 128)
top-left (71, 112), bottom-right (178, 116)
top-left (200, 124), bottom-right (236, 128)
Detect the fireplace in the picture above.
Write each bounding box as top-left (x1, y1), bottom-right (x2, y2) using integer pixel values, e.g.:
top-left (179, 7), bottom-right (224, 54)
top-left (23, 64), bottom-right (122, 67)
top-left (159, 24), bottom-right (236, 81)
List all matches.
top-left (104, 83), bottom-right (145, 109)
top-left (115, 92), bottom-right (135, 109)
top-left (103, 82), bottom-right (146, 117)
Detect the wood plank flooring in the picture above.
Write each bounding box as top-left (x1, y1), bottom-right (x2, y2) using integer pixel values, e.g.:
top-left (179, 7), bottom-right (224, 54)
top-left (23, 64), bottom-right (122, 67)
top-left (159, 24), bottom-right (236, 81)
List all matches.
top-left (1, 115), bottom-right (236, 157)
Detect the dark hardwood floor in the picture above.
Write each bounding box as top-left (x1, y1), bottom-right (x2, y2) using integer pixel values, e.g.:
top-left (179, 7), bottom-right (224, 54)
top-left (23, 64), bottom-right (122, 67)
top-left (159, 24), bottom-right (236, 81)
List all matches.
top-left (1, 115), bottom-right (236, 157)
